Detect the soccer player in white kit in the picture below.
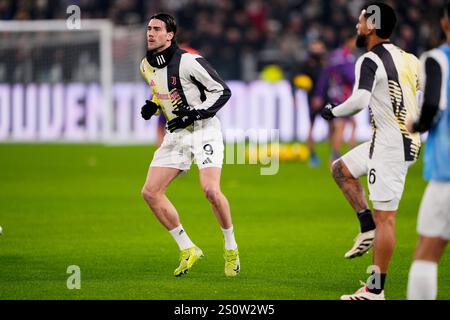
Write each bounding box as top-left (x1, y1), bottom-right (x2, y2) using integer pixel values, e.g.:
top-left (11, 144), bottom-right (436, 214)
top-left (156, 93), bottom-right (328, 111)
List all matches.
top-left (407, 2), bottom-right (450, 300)
top-left (139, 13), bottom-right (240, 277)
top-left (321, 2), bottom-right (421, 299)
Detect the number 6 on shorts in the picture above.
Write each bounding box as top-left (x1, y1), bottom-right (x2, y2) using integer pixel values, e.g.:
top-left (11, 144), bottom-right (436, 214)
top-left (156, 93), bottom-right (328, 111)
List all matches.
top-left (369, 168), bottom-right (376, 185)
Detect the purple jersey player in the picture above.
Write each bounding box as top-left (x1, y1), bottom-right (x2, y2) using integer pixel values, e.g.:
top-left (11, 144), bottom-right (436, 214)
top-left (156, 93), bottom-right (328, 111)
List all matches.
top-left (313, 34), bottom-right (358, 163)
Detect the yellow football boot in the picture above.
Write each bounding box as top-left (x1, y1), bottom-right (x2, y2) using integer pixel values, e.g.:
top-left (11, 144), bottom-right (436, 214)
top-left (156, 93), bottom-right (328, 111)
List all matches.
top-left (174, 246), bottom-right (204, 277)
top-left (224, 249), bottom-right (240, 277)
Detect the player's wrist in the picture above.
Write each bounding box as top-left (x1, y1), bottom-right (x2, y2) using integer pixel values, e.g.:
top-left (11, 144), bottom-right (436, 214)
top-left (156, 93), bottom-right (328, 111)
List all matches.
top-left (167, 106), bottom-right (202, 132)
top-left (320, 103), bottom-right (336, 121)
top-left (189, 108), bottom-right (203, 121)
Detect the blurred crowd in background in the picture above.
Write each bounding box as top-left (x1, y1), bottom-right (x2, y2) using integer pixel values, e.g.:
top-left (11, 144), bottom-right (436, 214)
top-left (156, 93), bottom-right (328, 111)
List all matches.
top-left (0, 0), bottom-right (447, 83)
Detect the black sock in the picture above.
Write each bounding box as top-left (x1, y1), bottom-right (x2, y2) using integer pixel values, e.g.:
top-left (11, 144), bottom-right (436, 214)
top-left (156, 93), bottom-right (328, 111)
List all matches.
top-left (357, 209), bottom-right (376, 233)
top-left (367, 273), bottom-right (386, 294)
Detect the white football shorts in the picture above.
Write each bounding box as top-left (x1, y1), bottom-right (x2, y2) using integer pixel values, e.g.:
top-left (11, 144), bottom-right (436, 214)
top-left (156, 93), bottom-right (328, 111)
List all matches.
top-left (340, 142), bottom-right (415, 211)
top-left (417, 181), bottom-right (450, 240)
top-left (150, 117), bottom-right (224, 171)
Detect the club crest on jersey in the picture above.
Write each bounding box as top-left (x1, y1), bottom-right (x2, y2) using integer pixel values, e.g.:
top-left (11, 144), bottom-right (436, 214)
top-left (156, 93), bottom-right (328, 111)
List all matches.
top-left (171, 76), bottom-right (177, 86)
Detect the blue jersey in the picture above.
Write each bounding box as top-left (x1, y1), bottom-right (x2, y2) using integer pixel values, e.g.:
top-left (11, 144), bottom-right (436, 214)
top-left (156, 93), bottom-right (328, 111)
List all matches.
top-left (420, 44), bottom-right (450, 181)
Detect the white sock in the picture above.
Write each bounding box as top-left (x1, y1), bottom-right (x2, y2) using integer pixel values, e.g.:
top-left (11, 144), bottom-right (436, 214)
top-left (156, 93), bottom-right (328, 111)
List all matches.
top-left (169, 225), bottom-right (195, 250)
top-left (407, 260), bottom-right (438, 300)
top-left (221, 226), bottom-right (238, 250)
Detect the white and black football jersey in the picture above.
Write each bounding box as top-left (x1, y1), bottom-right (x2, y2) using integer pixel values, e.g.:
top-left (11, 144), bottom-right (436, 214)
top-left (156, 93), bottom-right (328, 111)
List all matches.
top-left (355, 42), bottom-right (421, 161)
top-left (140, 45), bottom-right (231, 126)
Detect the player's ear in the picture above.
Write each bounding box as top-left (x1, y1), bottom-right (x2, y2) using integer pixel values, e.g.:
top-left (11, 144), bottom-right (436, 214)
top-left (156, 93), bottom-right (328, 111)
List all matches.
top-left (167, 31), bottom-right (174, 42)
top-left (366, 20), bottom-right (375, 32)
top-left (366, 18), bottom-right (376, 35)
top-left (366, 22), bottom-right (377, 37)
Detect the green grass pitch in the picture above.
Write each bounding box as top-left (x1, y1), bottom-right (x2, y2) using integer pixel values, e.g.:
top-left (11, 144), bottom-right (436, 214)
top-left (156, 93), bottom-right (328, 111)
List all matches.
top-left (0, 143), bottom-right (448, 300)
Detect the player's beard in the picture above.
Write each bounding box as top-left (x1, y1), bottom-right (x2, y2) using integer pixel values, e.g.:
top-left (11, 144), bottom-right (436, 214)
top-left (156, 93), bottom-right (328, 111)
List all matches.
top-left (356, 34), bottom-right (368, 49)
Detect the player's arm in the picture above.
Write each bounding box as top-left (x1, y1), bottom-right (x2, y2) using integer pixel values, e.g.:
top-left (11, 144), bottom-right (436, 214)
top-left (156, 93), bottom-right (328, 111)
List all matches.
top-left (185, 56), bottom-right (231, 118)
top-left (168, 56), bottom-right (231, 132)
top-left (411, 55), bottom-right (443, 133)
top-left (321, 57), bottom-right (376, 120)
top-left (139, 59), bottom-right (160, 120)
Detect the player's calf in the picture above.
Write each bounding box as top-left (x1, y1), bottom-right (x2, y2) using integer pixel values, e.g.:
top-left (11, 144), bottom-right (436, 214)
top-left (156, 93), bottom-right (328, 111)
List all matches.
top-left (331, 161), bottom-right (376, 258)
top-left (331, 160), bottom-right (369, 213)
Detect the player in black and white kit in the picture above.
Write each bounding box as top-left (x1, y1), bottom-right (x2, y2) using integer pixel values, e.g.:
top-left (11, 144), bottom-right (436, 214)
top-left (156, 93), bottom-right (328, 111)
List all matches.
top-left (140, 13), bottom-right (240, 277)
top-left (321, 3), bottom-right (421, 299)
top-left (407, 2), bottom-right (450, 300)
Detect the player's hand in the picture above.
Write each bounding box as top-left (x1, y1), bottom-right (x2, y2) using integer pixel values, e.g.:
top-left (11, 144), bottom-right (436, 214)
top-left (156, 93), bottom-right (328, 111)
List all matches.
top-left (167, 105), bottom-right (203, 132)
top-left (406, 119), bottom-right (415, 133)
top-left (406, 118), bottom-right (424, 133)
top-left (320, 103), bottom-right (336, 121)
top-left (141, 100), bottom-right (159, 120)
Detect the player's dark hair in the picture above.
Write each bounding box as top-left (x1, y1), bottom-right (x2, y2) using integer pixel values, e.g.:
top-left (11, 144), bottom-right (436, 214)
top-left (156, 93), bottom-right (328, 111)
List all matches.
top-left (363, 2), bottom-right (397, 39)
top-left (149, 13), bottom-right (177, 43)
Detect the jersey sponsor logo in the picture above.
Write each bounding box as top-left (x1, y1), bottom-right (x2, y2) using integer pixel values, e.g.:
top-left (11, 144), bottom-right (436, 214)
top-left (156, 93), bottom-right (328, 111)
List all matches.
top-left (169, 88), bottom-right (186, 112)
top-left (169, 89), bottom-right (181, 102)
top-left (154, 92), bottom-right (171, 100)
top-left (152, 89), bottom-right (182, 102)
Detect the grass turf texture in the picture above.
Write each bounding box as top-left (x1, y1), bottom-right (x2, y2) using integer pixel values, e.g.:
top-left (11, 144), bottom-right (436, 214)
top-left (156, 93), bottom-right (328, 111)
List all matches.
top-left (0, 143), bottom-right (448, 300)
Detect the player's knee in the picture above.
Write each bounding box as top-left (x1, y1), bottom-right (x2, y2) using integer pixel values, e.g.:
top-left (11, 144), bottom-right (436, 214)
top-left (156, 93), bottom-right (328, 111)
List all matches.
top-left (141, 185), bottom-right (162, 204)
top-left (373, 212), bottom-right (396, 226)
top-left (331, 160), bottom-right (344, 181)
top-left (203, 186), bottom-right (221, 204)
